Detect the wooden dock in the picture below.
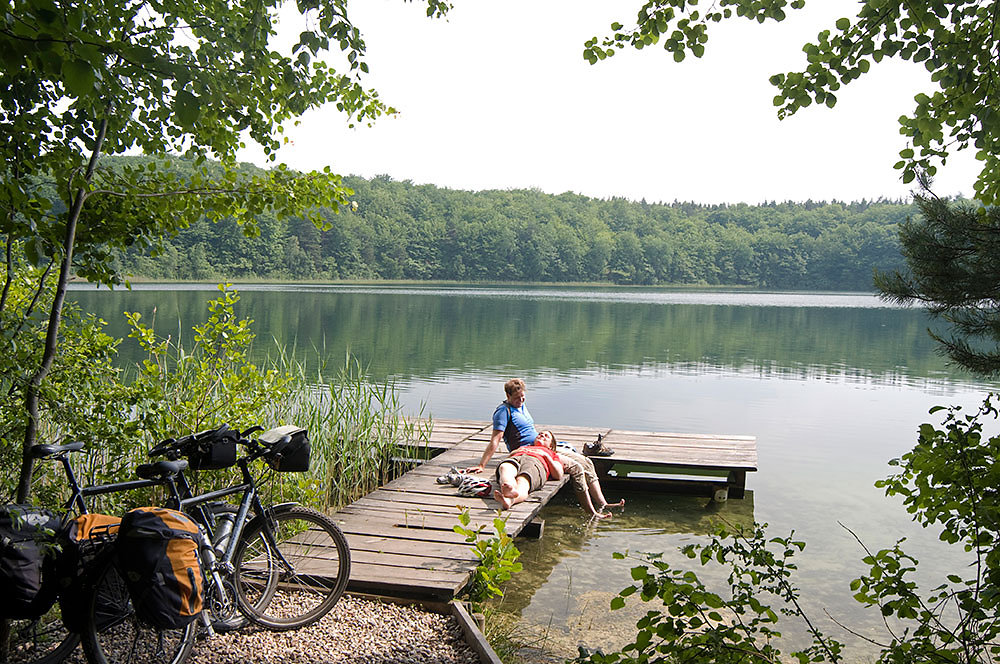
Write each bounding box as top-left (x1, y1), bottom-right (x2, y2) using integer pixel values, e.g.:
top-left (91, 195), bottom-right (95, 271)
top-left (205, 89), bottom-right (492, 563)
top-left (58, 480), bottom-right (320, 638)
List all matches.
top-left (331, 419), bottom-right (757, 600)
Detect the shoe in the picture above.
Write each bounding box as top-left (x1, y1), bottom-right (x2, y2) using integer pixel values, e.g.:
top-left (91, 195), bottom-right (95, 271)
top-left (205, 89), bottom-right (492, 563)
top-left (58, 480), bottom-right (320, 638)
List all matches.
top-left (583, 433), bottom-right (614, 457)
top-left (436, 466), bottom-right (468, 485)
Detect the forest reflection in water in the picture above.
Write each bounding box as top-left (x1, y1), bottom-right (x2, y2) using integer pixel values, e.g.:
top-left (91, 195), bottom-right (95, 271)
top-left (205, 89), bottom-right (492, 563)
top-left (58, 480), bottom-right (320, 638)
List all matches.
top-left (70, 283), bottom-right (965, 388)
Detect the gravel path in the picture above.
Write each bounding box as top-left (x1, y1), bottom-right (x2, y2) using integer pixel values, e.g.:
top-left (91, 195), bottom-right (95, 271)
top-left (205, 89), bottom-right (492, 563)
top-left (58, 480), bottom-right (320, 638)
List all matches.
top-left (185, 596), bottom-right (482, 664)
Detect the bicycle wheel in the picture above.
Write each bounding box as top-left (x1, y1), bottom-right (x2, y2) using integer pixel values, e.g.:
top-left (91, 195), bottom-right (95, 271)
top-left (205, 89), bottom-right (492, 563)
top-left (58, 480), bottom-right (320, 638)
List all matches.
top-left (80, 556), bottom-right (196, 664)
top-left (232, 506), bottom-right (349, 631)
top-left (1, 608), bottom-right (79, 664)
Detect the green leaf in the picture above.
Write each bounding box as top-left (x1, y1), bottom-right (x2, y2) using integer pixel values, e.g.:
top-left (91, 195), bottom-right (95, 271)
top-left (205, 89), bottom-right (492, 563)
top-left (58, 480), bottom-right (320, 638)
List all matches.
top-left (835, 17), bottom-right (850, 31)
top-left (63, 58), bottom-right (95, 97)
top-left (174, 89), bottom-right (201, 128)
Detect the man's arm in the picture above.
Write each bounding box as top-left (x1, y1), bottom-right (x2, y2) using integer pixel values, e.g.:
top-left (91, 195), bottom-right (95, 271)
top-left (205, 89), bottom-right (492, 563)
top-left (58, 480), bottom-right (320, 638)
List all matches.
top-left (466, 428), bottom-right (505, 473)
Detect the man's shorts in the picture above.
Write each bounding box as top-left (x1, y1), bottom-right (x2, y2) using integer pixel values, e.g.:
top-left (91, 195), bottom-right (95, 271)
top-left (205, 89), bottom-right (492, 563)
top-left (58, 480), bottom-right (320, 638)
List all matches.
top-left (496, 454), bottom-right (546, 492)
top-left (559, 449), bottom-right (597, 493)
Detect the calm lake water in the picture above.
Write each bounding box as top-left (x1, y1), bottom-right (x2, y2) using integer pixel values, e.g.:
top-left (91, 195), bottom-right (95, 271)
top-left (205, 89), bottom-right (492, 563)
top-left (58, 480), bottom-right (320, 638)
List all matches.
top-left (68, 283), bottom-right (998, 660)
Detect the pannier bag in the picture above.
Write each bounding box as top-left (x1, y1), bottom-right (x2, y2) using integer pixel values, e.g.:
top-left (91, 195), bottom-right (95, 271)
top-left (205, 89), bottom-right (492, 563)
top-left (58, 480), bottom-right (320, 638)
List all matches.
top-left (0, 505), bottom-right (62, 619)
top-left (259, 425), bottom-right (310, 472)
top-left (116, 507), bottom-right (203, 629)
top-left (57, 513), bottom-right (121, 631)
top-left (186, 426), bottom-right (238, 470)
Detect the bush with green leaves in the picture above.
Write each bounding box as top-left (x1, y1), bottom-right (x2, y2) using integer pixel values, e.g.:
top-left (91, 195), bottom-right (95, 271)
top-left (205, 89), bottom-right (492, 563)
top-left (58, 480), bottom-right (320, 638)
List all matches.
top-left (124, 283), bottom-right (429, 509)
top-left (454, 507), bottom-right (523, 609)
top-left (0, 264), bottom-right (147, 506)
top-left (580, 393), bottom-right (1000, 664)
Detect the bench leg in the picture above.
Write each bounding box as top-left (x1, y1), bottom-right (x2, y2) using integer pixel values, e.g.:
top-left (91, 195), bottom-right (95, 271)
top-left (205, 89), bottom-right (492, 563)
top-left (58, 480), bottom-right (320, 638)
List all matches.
top-left (727, 470), bottom-right (746, 499)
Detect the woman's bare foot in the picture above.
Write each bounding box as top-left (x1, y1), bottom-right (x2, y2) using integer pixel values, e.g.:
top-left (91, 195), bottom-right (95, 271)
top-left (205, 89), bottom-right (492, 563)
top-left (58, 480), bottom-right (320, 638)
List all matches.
top-left (599, 498), bottom-right (625, 509)
top-left (499, 480), bottom-right (518, 498)
top-left (591, 510), bottom-right (612, 520)
top-left (493, 489), bottom-right (513, 510)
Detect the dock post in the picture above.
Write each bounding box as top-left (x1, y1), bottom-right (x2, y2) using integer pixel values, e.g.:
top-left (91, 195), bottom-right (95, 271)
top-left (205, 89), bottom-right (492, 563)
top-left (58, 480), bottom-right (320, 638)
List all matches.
top-left (521, 518), bottom-right (544, 539)
top-left (727, 470), bottom-right (746, 499)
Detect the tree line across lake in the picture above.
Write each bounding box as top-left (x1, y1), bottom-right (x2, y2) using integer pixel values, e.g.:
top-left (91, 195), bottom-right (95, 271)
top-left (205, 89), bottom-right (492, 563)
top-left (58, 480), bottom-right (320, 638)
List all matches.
top-left (112, 157), bottom-right (914, 290)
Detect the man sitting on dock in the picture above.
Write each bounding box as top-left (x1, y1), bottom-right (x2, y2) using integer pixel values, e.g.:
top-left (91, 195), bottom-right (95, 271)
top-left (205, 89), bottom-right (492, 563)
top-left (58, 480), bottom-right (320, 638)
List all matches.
top-left (493, 433), bottom-right (563, 510)
top-left (465, 378), bottom-right (536, 474)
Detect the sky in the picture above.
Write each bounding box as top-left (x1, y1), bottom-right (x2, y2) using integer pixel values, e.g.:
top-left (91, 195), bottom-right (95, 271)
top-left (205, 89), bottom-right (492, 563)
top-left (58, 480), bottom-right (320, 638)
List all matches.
top-left (236, 0), bottom-right (981, 205)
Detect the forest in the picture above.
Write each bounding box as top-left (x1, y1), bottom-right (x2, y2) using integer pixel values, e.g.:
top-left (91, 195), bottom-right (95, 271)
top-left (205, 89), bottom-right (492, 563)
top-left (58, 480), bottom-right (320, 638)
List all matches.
top-left (109, 156), bottom-right (915, 290)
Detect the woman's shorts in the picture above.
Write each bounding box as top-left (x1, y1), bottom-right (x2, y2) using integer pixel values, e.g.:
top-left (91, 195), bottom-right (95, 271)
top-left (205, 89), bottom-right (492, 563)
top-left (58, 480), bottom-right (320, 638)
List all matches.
top-left (496, 455), bottom-right (546, 492)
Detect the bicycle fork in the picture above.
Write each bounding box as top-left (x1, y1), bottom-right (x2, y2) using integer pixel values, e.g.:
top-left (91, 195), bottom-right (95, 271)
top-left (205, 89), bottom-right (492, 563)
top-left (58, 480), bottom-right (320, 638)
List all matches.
top-left (194, 528), bottom-right (229, 637)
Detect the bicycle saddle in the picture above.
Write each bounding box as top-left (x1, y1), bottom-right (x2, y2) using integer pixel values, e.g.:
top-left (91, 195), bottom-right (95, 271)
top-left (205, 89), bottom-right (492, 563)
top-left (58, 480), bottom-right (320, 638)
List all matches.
top-left (30, 440), bottom-right (86, 458)
top-left (135, 459), bottom-right (189, 479)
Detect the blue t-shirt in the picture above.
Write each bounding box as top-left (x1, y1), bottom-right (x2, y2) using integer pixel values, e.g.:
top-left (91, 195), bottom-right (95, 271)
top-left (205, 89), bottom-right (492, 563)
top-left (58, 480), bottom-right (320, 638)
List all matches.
top-left (492, 402), bottom-right (537, 450)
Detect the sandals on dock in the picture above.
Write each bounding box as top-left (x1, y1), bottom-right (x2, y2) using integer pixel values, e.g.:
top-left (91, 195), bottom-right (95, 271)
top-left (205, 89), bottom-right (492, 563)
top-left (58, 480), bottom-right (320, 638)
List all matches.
top-left (583, 433), bottom-right (615, 457)
top-left (436, 466), bottom-right (467, 486)
top-left (435, 467), bottom-right (492, 498)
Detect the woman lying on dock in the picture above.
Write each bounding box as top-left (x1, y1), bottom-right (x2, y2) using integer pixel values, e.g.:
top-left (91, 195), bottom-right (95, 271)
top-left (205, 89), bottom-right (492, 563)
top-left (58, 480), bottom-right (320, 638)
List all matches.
top-left (493, 434), bottom-right (564, 510)
top-left (537, 430), bottom-right (625, 519)
top-left (493, 431), bottom-right (625, 518)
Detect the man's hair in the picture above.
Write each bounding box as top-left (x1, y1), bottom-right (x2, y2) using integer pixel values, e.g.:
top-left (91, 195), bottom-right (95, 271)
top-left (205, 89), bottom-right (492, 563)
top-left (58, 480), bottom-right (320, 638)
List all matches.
top-left (504, 378), bottom-right (526, 397)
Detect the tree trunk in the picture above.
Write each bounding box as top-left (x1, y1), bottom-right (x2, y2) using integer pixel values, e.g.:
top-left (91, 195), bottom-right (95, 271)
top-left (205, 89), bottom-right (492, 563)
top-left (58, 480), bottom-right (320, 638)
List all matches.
top-left (15, 118), bottom-right (108, 503)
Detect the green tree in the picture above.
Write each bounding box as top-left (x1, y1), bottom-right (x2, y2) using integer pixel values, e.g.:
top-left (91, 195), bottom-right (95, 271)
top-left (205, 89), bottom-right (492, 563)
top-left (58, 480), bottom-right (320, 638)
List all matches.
top-left (587, 0), bottom-right (1000, 205)
top-left (1, 0), bottom-right (446, 500)
top-left (874, 190), bottom-right (1000, 377)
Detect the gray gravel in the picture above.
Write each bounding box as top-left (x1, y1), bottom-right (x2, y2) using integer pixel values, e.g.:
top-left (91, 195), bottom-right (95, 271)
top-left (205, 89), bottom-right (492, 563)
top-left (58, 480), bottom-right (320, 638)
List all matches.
top-left (186, 595), bottom-right (482, 664)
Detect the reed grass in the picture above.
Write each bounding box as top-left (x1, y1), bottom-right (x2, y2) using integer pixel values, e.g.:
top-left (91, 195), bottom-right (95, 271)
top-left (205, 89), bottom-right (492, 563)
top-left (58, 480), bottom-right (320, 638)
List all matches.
top-left (266, 351), bottom-right (432, 509)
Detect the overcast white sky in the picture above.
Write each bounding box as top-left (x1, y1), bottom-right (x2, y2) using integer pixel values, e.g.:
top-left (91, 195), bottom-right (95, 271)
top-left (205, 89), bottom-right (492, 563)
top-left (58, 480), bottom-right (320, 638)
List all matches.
top-left (237, 0), bottom-right (980, 205)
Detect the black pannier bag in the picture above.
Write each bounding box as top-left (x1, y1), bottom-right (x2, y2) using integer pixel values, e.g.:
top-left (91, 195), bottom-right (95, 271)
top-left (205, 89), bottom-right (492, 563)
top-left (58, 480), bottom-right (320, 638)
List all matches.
top-left (56, 513), bottom-right (121, 631)
top-left (259, 425), bottom-right (310, 472)
top-left (0, 505), bottom-right (62, 619)
top-left (186, 426), bottom-right (238, 470)
top-left (116, 507), bottom-right (203, 629)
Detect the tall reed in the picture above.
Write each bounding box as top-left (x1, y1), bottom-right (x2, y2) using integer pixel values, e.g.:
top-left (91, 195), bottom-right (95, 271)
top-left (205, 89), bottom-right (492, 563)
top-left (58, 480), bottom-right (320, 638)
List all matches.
top-left (267, 352), bottom-right (432, 509)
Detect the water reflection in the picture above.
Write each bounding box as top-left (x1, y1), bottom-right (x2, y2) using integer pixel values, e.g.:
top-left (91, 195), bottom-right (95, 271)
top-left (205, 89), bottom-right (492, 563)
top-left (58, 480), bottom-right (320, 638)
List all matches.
top-left (69, 284), bottom-right (965, 387)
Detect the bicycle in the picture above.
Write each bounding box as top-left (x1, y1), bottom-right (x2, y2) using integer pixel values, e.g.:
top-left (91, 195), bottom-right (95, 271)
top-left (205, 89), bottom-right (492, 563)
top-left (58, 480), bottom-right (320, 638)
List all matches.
top-left (80, 425), bottom-right (351, 664)
top-left (2, 442), bottom-right (197, 664)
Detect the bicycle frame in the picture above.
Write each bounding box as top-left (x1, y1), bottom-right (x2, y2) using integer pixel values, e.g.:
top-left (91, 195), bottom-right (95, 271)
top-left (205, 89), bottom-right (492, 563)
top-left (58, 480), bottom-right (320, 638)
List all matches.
top-left (41, 445), bottom-right (180, 517)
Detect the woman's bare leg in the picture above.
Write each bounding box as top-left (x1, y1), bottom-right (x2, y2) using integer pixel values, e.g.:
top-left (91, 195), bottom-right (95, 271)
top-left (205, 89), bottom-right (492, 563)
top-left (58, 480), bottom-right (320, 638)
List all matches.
top-left (494, 465), bottom-right (532, 510)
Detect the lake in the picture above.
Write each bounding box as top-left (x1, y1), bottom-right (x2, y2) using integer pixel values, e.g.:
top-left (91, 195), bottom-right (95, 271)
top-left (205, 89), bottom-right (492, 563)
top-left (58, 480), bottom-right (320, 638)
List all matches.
top-left (68, 283), bottom-right (998, 660)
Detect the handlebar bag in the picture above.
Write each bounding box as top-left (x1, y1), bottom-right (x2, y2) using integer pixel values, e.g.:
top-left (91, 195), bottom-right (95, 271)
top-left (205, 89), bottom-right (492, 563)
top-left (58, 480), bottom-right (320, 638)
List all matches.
top-left (187, 428), bottom-right (238, 470)
top-left (260, 425), bottom-right (310, 472)
top-left (0, 505), bottom-right (62, 619)
top-left (116, 507), bottom-right (203, 629)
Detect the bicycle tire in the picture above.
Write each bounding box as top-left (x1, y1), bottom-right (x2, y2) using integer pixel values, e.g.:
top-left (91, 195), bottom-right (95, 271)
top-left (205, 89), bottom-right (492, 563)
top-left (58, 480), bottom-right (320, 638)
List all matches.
top-left (80, 555), bottom-right (197, 664)
top-left (1, 609), bottom-right (79, 664)
top-left (232, 506), bottom-right (350, 631)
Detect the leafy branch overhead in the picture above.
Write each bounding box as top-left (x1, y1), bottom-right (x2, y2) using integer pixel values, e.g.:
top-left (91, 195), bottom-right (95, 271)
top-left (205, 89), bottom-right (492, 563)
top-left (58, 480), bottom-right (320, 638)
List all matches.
top-left (1, 0), bottom-right (448, 501)
top-left (587, 1), bottom-right (1000, 205)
